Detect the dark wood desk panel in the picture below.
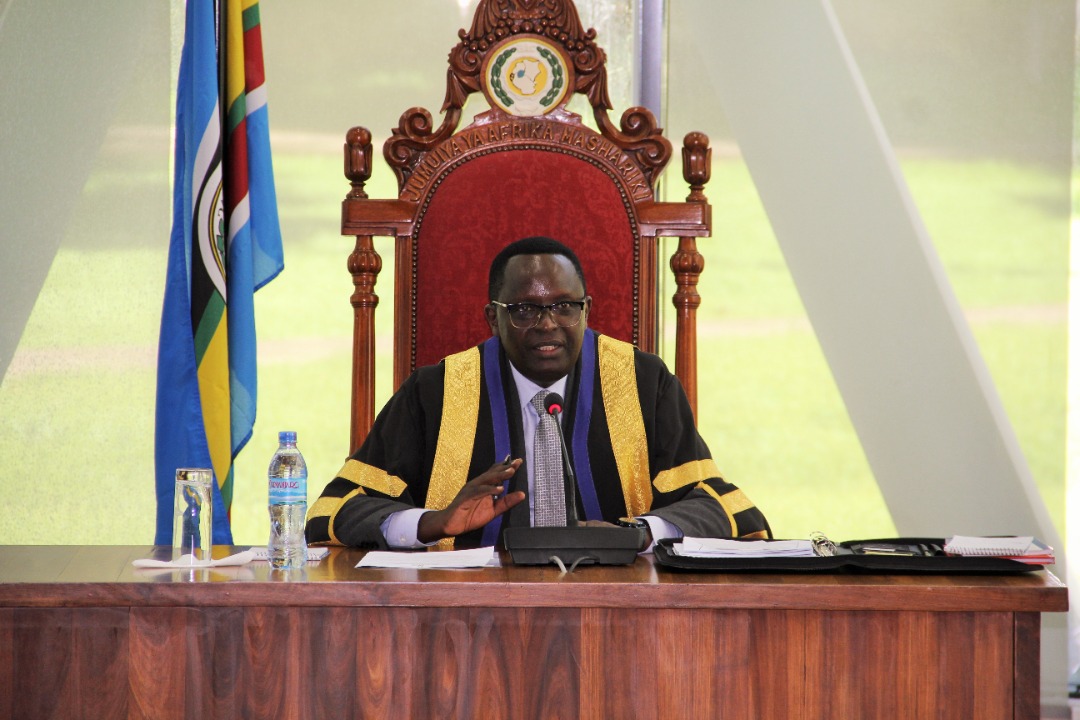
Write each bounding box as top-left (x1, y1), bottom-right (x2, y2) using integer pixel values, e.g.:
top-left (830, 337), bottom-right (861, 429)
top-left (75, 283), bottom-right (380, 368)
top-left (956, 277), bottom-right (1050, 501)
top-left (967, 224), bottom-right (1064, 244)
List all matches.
top-left (0, 545), bottom-right (1066, 611)
top-left (0, 546), bottom-right (1068, 720)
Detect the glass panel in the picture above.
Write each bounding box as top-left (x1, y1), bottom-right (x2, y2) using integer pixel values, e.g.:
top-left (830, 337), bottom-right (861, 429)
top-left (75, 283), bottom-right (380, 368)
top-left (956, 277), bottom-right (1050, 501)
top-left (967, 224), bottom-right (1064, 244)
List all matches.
top-left (832, 0), bottom-right (1071, 539)
top-left (663, 1), bottom-right (1070, 548)
top-left (0, 2), bottom-right (173, 544)
top-left (567, 0), bottom-right (636, 118)
top-left (662, 4), bottom-right (889, 541)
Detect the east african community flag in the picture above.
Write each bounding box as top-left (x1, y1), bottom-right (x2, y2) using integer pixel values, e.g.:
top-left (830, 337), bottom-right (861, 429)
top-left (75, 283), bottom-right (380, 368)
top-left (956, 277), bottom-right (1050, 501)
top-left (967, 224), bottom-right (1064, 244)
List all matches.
top-left (155, 0), bottom-right (283, 545)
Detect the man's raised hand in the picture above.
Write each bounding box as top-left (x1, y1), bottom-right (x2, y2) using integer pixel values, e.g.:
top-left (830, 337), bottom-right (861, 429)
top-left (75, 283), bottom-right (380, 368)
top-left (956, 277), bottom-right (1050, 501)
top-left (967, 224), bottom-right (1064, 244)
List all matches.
top-left (417, 458), bottom-right (525, 543)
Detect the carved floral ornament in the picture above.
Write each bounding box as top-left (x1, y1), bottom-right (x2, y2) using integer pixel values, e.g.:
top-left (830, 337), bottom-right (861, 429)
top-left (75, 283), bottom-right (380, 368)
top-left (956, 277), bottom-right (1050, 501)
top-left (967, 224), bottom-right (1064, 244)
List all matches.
top-left (398, 117), bottom-right (652, 203)
top-left (446, 0), bottom-right (608, 115)
top-left (377, 0), bottom-right (671, 196)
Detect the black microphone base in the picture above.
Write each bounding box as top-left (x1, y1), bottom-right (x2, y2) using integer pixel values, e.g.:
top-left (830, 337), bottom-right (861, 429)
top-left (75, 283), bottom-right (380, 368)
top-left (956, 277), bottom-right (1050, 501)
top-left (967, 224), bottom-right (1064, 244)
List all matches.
top-left (503, 526), bottom-right (645, 566)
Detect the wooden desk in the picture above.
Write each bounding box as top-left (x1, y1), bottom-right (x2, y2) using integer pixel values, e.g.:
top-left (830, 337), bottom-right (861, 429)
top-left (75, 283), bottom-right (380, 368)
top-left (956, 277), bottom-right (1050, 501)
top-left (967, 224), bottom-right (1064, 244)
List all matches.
top-left (0, 546), bottom-right (1067, 719)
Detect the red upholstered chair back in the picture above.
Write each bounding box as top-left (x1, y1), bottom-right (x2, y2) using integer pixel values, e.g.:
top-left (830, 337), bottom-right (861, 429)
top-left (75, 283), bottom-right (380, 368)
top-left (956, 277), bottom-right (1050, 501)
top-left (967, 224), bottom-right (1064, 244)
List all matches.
top-left (413, 149), bottom-right (635, 370)
top-left (342, 0), bottom-right (713, 452)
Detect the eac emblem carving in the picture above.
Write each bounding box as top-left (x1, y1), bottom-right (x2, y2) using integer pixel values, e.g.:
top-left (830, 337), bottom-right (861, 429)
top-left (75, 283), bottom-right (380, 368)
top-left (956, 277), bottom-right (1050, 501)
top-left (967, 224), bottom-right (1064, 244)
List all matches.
top-left (482, 36), bottom-right (573, 117)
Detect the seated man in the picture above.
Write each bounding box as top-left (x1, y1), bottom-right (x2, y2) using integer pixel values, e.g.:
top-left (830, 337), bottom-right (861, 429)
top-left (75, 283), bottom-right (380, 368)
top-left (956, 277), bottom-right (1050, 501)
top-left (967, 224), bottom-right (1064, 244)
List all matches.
top-left (305, 236), bottom-right (770, 550)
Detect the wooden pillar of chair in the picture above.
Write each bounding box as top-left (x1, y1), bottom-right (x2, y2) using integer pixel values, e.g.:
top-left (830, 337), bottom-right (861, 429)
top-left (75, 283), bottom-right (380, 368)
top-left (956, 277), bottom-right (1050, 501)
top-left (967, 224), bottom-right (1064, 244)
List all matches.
top-left (670, 132), bottom-right (711, 418)
top-left (345, 127), bottom-right (382, 451)
top-left (393, 234), bottom-right (414, 393)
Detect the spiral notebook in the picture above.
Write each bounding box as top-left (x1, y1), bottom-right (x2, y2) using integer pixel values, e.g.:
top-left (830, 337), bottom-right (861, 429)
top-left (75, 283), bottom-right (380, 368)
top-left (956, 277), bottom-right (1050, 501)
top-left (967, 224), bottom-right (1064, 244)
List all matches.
top-left (943, 536), bottom-right (1054, 564)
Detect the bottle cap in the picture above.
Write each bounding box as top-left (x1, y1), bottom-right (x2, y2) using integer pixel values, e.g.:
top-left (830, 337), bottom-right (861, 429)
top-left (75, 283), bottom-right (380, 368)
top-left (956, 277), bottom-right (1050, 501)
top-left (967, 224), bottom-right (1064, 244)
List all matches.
top-left (278, 431), bottom-right (297, 444)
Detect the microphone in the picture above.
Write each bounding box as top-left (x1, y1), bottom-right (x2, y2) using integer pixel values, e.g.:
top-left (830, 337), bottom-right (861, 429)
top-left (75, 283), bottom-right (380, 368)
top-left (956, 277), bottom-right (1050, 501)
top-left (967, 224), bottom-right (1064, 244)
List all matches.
top-left (542, 393), bottom-right (578, 524)
top-left (502, 391), bottom-right (646, 568)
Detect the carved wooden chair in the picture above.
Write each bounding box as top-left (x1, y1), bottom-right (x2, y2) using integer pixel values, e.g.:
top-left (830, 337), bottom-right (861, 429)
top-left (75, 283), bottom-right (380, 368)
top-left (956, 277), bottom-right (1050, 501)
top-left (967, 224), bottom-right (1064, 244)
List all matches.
top-left (342, 0), bottom-right (712, 453)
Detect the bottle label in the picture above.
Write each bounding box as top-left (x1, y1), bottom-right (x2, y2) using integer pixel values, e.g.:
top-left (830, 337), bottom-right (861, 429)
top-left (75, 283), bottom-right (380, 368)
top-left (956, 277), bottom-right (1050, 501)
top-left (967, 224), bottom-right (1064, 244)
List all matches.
top-left (269, 475), bottom-right (307, 504)
top-left (268, 449), bottom-right (307, 504)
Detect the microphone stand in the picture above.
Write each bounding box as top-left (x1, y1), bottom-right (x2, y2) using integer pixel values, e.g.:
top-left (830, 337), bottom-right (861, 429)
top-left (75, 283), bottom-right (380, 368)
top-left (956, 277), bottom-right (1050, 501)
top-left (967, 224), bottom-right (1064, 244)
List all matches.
top-left (548, 405), bottom-right (579, 525)
top-left (503, 395), bottom-right (645, 568)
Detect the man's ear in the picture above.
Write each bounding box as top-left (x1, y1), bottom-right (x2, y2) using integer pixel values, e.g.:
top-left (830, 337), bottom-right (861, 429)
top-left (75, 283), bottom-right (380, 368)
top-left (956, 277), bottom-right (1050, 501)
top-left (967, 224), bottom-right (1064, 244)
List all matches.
top-left (484, 304), bottom-right (499, 335)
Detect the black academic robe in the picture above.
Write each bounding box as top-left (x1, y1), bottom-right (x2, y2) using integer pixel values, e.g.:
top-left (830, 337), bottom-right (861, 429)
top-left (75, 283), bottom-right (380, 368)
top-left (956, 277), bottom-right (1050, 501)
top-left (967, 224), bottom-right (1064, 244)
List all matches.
top-left (305, 331), bottom-right (770, 549)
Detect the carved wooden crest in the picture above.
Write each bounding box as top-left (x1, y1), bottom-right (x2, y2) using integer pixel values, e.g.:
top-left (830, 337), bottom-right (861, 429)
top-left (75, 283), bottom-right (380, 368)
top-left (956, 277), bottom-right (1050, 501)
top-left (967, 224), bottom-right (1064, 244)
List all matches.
top-left (447, 0), bottom-right (607, 114)
top-left (382, 0), bottom-right (671, 197)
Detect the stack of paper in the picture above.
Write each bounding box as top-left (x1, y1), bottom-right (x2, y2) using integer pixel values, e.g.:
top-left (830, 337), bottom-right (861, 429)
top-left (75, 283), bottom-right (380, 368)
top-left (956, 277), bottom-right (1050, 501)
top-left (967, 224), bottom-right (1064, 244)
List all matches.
top-left (943, 536), bottom-right (1054, 564)
top-left (356, 546), bottom-right (497, 569)
top-left (672, 537), bottom-right (816, 558)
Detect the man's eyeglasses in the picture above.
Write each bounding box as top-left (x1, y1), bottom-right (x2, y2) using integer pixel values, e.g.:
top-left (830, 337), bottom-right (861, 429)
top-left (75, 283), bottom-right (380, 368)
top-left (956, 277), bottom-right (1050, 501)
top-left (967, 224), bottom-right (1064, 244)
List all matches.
top-left (490, 300), bottom-right (588, 329)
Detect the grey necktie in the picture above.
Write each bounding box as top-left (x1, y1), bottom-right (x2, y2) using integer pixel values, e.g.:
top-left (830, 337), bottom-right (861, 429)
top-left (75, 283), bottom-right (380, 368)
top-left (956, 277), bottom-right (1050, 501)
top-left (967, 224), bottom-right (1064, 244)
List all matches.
top-left (530, 390), bottom-right (566, 527)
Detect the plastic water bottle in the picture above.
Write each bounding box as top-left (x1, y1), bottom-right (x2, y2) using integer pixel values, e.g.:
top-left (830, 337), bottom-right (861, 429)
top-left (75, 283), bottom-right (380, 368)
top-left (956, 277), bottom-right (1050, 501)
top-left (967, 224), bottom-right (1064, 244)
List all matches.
top-left (267, 430), bottom-right (308, 570)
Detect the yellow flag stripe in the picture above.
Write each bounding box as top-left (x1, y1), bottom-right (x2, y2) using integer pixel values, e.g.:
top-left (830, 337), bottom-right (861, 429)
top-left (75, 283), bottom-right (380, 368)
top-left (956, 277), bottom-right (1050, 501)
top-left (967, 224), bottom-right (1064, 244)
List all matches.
top-left (196, 313), bottom-right (232, 490)
top-left (224, 0), bottom-right (247, 113)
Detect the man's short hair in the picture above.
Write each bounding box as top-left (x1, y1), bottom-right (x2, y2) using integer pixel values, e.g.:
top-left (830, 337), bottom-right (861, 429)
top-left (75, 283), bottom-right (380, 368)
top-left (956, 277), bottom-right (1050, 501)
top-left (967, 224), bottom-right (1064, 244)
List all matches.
top-left (488, 236), bottom-right (587, 300)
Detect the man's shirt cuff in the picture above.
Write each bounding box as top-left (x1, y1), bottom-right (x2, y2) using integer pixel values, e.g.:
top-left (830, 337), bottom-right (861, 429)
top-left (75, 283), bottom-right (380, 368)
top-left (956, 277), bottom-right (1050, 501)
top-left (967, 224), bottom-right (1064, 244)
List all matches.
top-left (640, 515), bottom-right (681, 554)
top-left (380, 508), bottom-right (438, 549)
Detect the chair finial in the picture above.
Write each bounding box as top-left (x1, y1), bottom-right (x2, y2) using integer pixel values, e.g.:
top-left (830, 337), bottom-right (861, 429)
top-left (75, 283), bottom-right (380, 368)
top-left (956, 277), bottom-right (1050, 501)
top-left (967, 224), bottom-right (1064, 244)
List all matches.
top-left (344, 126), bottom-right (372, 200)
top-left (682, 131), bottom-right (711, 202)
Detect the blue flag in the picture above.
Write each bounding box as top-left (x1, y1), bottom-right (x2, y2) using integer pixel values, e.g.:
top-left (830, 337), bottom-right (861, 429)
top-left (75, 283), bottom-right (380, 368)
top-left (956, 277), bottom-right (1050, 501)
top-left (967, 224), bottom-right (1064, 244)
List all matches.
top-left (154, 0), bottom-right (283, 546)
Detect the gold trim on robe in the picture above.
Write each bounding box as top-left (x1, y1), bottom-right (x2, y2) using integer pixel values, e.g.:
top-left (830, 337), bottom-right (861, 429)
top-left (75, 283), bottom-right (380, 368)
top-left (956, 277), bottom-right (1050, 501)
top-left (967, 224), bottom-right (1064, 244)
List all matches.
top-left (307, 460), bottom-right (407, 547)
top-left (338, 458), bottom-right (407, 497)
top-left (426, 347), bottom-right (482, 549)
top-left (598, 335), bottom-right (651, 518)
top-left (303, 487), bottom-right (367, 547)
top-left (697, 482), bottom-right (757, 538)
top-left (652, 458), bottom-right (723, 494)
top-left (308, 495), bottom-right (346, 521)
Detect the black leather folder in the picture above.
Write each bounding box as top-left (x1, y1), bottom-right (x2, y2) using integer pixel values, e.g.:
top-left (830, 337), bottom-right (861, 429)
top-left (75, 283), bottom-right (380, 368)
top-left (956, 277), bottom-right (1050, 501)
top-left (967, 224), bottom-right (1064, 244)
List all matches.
top-left (653, 537), bottom-right (1046, 574)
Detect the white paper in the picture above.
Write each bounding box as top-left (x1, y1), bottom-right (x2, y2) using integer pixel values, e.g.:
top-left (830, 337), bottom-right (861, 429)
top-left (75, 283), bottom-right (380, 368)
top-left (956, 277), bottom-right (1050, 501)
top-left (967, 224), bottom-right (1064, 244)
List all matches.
top-left (132, 550), bottom-right (256, 569)
top-left (673, 537), bottom-right (816, 558)
top-left (356, 546), bottom-right (497, 569)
